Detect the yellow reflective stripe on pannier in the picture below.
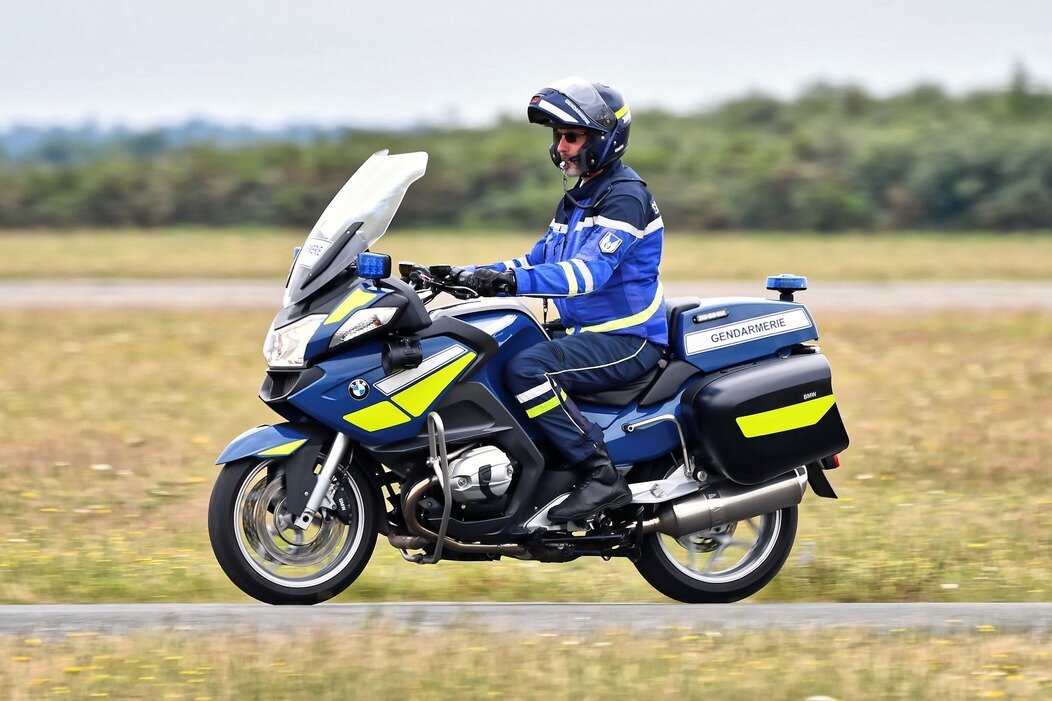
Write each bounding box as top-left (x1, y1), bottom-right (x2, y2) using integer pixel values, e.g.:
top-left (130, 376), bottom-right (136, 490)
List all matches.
top-left (344, 401), bottom-right (411, 432)
top-left (526, 390), bottom-right (568, 418)
top-left (392, 352), bottom-right (477, 417)
top-left (257, 439), bottom-right (306, 457)
top-left (577, 283), bottom-right (664, 334)
top-left (736, 395), bottom-right (837, 438)
top-left (324, 287), bottom-right (378, 326)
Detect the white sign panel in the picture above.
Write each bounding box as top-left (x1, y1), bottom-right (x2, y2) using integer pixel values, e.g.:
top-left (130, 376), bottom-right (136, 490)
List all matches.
top-left (685, 309), bottom-right (813, 355)
top-left (296, 236), bottom-right (332, 270)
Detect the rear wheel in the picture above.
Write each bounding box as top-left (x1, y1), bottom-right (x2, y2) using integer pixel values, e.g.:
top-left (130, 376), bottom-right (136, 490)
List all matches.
top-left (633, 463), bottom-right (798, 603)
top-left (208, 457), bottom-right (378, 605)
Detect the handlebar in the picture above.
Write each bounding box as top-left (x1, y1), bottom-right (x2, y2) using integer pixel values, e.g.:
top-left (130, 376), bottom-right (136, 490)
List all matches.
top-left (399, 261), bottom-right (479, 301)
top-left (439, 283), bottom-right (481, 301)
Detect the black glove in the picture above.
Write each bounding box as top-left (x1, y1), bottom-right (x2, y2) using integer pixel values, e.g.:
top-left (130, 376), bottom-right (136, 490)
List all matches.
top-left (447, 266), bottom-right (473, 286)
top-left (462, 269), bottom-right (517, 296)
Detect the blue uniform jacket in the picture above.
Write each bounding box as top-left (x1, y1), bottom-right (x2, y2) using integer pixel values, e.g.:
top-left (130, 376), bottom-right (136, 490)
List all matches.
top-left (479, 160), bottom-right (668, 346)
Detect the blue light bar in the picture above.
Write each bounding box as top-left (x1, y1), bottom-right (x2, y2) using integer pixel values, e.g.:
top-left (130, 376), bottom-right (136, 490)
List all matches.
top-left (766, 274), bottom-right (808, 292)
top-left (357, 252), bottom-right (392, 280)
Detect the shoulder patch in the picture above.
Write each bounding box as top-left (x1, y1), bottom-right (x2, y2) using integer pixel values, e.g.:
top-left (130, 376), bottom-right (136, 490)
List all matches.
top-left (599, 232), bottom-right (623, 254)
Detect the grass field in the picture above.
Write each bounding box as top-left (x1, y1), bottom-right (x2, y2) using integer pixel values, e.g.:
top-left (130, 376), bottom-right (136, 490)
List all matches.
top-left (1, 228), bottom-right (1051, 280)
top-left (0, 628), bottom-right (1049, 700)
top-left (0, 309), bottom-right (1048, 604)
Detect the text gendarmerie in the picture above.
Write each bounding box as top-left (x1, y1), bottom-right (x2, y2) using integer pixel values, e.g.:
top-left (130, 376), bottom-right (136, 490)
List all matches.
top-left (710, 316), bottom-right (787, 344)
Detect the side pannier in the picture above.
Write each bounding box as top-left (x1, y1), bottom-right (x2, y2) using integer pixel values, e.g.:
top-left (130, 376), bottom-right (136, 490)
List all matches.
top-left (683, 352), bottom-right (849, 485)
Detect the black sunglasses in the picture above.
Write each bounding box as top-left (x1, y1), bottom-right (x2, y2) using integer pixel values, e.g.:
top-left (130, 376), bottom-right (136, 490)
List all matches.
top-left (553, 131), bottom-right (588, 145)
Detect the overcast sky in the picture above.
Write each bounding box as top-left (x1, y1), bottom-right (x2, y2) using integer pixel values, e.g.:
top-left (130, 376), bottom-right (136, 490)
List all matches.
top-left (2, 1), bottom-right (1050, 130)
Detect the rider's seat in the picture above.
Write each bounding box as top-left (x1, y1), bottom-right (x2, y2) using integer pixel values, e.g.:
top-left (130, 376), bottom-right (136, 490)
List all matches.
top-left (570, 297), bottom-right (701, 408)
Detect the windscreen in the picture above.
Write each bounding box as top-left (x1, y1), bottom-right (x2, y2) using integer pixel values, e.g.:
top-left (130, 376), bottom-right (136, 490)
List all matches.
top-left (283, 150), bottom-right (428, 307)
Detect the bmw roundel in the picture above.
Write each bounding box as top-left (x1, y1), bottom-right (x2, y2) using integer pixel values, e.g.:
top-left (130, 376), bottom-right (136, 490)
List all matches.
top-left (348, 378), bottom-right (370, 400)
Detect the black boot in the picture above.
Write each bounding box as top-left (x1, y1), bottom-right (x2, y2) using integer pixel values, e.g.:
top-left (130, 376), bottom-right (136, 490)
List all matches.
top-left (547, 446), bottom-right (632, 523)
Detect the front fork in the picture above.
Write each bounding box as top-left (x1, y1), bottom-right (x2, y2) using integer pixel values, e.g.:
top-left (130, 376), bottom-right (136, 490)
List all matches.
top-left (293, 433), bottom-right (353, 530)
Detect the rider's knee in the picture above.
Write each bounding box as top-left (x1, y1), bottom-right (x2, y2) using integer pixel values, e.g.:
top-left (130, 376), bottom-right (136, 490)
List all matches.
top-left (505, 340), bottom-right (563, 386)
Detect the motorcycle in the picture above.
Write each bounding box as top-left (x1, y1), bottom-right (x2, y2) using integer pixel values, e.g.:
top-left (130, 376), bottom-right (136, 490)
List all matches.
top-left (207, 150), bottom-right (849, 605)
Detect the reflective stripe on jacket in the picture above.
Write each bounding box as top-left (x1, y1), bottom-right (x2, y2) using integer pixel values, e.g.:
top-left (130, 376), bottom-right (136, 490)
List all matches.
top-left (483, 160), bottom-right (668, 345)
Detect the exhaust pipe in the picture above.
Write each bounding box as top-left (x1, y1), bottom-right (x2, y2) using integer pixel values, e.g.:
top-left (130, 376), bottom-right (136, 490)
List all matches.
top-left (641, 467), bottom-right (808, 537)
top-left (401, 476), bottom-right (529, 557)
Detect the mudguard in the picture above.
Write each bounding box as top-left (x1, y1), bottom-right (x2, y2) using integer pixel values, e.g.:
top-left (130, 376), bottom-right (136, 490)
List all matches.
top-left (806, 460), bottom-right (839, 499)
top-left (216, 422), bottom-right (337, 517)
top-left (216, 422), bottom-right (320, 464)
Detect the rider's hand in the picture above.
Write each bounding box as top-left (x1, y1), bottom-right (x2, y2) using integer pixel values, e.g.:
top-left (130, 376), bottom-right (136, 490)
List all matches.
top-left (462, 269), bottom-right (517, 297)
top-left (448, 266), bottom-right (473, 286)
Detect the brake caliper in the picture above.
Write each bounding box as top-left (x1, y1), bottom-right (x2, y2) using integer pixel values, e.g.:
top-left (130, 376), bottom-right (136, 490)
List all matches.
top-left (328, 474), bottom-right (356, 525)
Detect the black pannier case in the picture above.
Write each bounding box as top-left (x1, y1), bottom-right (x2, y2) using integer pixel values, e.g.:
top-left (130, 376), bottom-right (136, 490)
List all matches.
top-left (683, 353), bottom-right (849, 485)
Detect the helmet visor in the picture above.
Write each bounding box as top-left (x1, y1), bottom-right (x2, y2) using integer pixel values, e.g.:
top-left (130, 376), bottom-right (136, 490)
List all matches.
top-left (530, 76), bottom-right (616, 131)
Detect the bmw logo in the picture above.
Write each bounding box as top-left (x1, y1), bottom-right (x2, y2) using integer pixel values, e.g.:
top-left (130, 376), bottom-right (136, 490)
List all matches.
top-left (348, 378), bottom-right (370, 400)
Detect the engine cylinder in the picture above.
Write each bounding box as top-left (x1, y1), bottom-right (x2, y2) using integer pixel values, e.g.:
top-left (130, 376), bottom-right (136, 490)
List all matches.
top-left (448, 445), bottom-right (514, 503)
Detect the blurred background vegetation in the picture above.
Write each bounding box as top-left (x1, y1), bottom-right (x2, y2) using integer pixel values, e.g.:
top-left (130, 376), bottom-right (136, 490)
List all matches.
top-left (2, 69), bottom-right (1051, 233)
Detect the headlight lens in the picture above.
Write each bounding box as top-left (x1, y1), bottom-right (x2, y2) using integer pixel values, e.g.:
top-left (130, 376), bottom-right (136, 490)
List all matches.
top-left (331, 307), bottom-right (397, 348)
top-left (263, 314), bottom-right (326, 368)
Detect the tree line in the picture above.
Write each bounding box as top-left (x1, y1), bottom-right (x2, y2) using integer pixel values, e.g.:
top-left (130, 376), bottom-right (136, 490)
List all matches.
top-left (2, 73), bottom-right (1051, 232)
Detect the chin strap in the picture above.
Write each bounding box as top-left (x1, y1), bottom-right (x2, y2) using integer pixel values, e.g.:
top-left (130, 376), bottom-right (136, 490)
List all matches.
top-left (561, 167), bottom-right (583, 207)
top-left (562, 161), bottom-right (609, 210)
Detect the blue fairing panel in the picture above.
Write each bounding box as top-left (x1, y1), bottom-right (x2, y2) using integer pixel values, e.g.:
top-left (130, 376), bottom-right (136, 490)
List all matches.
top-left (585, 395), bottom-right (683, 464)
top-left (286, 336), bottom-right (479, 443)
top-left (216, 423), bottom-right (313, 464)
top-left (438, 302), bottom-right (550, 442)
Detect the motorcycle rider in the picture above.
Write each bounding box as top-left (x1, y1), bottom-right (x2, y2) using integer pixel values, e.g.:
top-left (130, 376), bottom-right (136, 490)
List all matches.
top-left (454, 77), bottom-right (668, 523)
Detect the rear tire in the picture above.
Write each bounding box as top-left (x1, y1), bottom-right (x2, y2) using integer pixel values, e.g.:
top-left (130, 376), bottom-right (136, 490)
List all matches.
top-left (632, 461), bottom-right (798, 603)
top-left (208, 457), bottom-right (378, 605)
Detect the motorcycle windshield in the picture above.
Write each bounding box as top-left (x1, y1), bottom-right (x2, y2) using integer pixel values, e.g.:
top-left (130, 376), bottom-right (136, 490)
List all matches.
top-left (283, 150), bottom-right (428, 307)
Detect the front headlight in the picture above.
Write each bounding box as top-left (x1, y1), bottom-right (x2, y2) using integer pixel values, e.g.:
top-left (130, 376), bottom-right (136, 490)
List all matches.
top-left (263, 314), bottom-right (326, 368)
top-left (330, 307), bottom-right (398, 348)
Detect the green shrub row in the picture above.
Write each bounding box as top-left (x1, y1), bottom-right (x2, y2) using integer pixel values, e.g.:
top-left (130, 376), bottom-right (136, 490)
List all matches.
top-left (3, 78), bottom-right (1051, 231)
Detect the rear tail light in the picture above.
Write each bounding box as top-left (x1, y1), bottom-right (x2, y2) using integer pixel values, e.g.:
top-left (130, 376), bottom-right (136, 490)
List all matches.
top-left (820, 454), bottom-right (840, 469)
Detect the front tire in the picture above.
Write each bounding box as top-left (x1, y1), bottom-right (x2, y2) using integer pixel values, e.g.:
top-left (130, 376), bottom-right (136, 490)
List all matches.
top-left (632, 462), bottom-right (798, 603)
top-left (208, 457), bottom-right (378, 605)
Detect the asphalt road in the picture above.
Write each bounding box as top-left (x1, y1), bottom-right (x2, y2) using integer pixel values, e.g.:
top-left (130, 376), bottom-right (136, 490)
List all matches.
top-left (1, 603), bottom-right (1049, 639)
top-left (2, 279), bottom-right (1050, 312)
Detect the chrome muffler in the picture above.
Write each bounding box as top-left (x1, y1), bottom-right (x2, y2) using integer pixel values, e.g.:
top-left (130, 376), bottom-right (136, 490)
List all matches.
top-left (640, 467), bottom-right (808, 537)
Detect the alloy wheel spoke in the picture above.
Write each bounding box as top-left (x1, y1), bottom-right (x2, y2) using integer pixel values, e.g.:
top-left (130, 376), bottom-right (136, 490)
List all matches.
top-left (259, 551), bottom-right (281, 574)
top-left (702, 546), bottom-right (725, 574)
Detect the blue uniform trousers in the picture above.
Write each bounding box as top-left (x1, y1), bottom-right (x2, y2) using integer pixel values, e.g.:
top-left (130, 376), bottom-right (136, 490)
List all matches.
top-left (504, 332), bottom-right (663, 466)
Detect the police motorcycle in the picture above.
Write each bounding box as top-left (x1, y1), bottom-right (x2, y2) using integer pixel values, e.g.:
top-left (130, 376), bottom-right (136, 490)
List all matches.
top-left (207, 150), bottom-right (849, 605)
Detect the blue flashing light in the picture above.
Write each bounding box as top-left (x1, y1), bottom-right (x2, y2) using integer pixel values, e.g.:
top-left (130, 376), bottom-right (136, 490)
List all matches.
top-left (357, 252), bottom-right (392, 280)
top-left (766, 273), bottom-right (808, 292)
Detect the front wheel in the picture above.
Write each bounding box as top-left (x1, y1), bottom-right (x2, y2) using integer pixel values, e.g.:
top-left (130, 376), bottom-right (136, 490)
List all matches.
top-left (207, 457), bottom-right (378, 605)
